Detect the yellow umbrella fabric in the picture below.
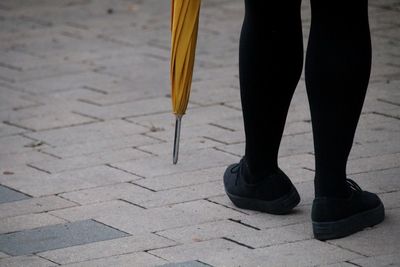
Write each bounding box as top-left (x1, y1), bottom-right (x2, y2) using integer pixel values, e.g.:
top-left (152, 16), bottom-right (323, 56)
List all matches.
top-left (170, 0), bottom-right (201, 164)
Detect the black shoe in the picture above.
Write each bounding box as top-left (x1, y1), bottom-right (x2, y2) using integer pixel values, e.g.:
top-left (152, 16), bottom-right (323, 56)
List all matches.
top-left (312, 178), bottom-right (385, 240)
top-left (223, 157), bottom-right (300, 215)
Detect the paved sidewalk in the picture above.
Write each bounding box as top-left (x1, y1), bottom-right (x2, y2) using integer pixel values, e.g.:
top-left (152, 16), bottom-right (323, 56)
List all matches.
top-left (0, 0), bottom-right (399, 266)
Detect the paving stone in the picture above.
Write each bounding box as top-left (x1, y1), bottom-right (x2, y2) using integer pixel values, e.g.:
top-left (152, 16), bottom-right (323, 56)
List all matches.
top-left (0, 185), bottom-right (30, 204)
top-left (188, 83), bottom-right (240, 106)
top-left (0, 219), bottom-right (129, 256)
top-left (134, 166), bottom-right (225, 191)
top-left (0, 135), bottom-right (39, 154)
top-left (352, 129), bottom-right (399, 151)
top-left (283, 222), bottom-right (314, 239)
top-left (286, 102), bottom-right (312, 123)
top-left (211, 118), bottom-right (312, 137)
top-left (294, 180), bottom-right (315, 207)
top-left (151, 238), bottom-right (360, 267)
top-left (0, 252), bottom-right (9, 259)
top-left (158, 217), bottom-right (310, 250)
top-left (138, 137), bottom-right (221, 156)
top-left (347, 152), bottom-right (400, 174)
top-left (48, 199), bottom-right (143, 222)
top-left (212, 143), bottom-right (244, 158)
top-left (317, 261), bottom-right (357, 267)
top-left (79, 88), bottom-right (163, 106)
top-left (351, 167), bottom-right (400, 194)
top-left (111, 148), bottom-right (239, 178)
top-left (204, 114), bottom-right (244, 133)
top-left (39, 133), bottom-right (160, 158)
top-left (24, 119), bottom-right (148, 147)
top-left (0, 50), bottom-right (45, 72)
top-left (127, 105), bottom-right (242, 130)
top-left (146, 123), bottom-right (245, 144)
top-left (9, 30), bottom-right (122, 62)
top-left (95, 200), bottom-right (244, 235)
top-left (327, 208), bottom-right (400, 257)
top-left (0, 164), bottom-right (46, 185)
top-left (222, 100), bottom-right (242, 112)
top-left (157, 261), bottom-right (212, 267)
top-left (0, 213), bottom-right (66, 234)
top-left (0, 195), bottom-right (76, 219)
top-left (0, 255), bottom-right (57, 267)
top-left (1, 61), bottom-right (89, 84)
top-left (17, 71), bottom-right (121, 94)
top-left (28, 87), bottom-right (105, 103)
top-left (0, 122), bottom-right (27, 138)
top-left (232, 225), bottom-right (311, 249)
top-left (0, 165), bottom-right (140, 197)
top-left (0, 150), bottom-right (56, 169)
top-left (62, 70), bottom-right (156, 96)
top-left (215, 132), bottom-right (314, 159)
top-left (378, 190), bottom-right (400, 210)
top-left (156, 219), bottom-right (257, 244)
top-left (123, 180), bottom-right (225, 208)
top-left (234, 206), bottom-right (311, 230)
top-left (190, 65), bottom-right (237, 83)
top-left (38, 233), bottom-right (176, 265)
top-left (0, 86), bottom-right (38, 111)
top-left (349, 137), bottom-right (400, 160)
top-left (279, 132), bottom-right (314, 156)
top-left (61, 251), bottom-right (167, 267)
top-left (29, 147), bottom-right (151, 173)
top-left (59, 182), bottom-right (151, 205)
top-left (0, 99), bottom-right (90, 122)
top-left (277, 153), bottom-right (316, 184)
top-left (285, 167), bottom-right (315, 184)
top-left (95, 59), bottom-right (168, 98)
top-left (205, 195), bottom-right (260, 215)
top-left (8, 111), bottom-right (96, 131)
top-left (356, 112), bottom-right (400, 132)
top-left (360, 98), bottom-right (400, 119)
top-left (75, 96), bottom-right (173, 120)
top-left (248, 240), bottom-right (360, 267)
top-left (349, 254), bottom-right (400, 267)
top-left (148, 238), bottom-right (251, 267)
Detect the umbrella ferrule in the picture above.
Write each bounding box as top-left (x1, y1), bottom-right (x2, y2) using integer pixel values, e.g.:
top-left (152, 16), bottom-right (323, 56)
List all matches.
top-left (173, 115), bottom-right (182, 164)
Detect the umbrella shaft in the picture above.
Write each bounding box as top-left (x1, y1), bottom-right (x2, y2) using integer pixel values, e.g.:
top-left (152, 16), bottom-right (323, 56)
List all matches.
top-left (173, 116), bottom-right (182, 164)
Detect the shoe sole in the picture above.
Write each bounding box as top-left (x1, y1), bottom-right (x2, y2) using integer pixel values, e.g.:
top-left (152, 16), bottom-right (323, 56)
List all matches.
top-left (225, 186), bottom-right (300, 215)
top-left (312, 202), bottom-right (385, 241)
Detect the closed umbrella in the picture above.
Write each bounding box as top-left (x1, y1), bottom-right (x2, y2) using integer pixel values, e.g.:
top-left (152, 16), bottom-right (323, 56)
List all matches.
top-left (170, 0), bottom-right (201, 164)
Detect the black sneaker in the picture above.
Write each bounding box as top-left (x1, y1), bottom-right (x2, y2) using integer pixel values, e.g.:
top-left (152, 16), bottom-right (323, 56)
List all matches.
top-left (312, 178), bottom-right (385, 240)
top-left (223, 157), bottom-right (300, 215)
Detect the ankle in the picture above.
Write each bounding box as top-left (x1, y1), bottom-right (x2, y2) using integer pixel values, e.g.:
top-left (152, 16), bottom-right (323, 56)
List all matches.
top-left (241, 158), bottom-right (280, 184)
top-left (241, 156), bottom-right (280, 183)
top-left (314, 178), bottom-right (351, 199)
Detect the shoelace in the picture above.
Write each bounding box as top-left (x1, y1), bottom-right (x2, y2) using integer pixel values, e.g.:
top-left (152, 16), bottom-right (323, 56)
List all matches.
top-left (346, 178), bottom-right (362, 193)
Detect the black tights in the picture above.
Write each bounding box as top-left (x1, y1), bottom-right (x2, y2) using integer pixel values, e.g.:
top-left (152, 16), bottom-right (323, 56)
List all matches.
top-left (239, 0), bottom-right (371, 197)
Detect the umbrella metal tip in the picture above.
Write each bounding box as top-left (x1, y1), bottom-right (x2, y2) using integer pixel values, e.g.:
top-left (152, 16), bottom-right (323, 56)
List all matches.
top-left (172, 115), bottom-right (182, 165)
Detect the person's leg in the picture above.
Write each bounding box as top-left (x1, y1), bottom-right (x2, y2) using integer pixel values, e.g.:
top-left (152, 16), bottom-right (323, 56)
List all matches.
top-left (239, 0), bottom-right (304, 181)
top-left (305, 0), bottom-right (371, 197)
top-left (306, 0), bottom-right (385, 240)
top-left (223, 0), bottom-right (303, 215)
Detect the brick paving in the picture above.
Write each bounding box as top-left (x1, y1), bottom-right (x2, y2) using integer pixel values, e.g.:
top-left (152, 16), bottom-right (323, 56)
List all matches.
top-left (0, 0), bottom-right (399, 266)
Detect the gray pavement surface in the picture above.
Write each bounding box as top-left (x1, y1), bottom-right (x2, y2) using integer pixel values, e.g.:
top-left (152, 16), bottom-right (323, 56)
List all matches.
top-left (0, 0), bottom-right (399, 266)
